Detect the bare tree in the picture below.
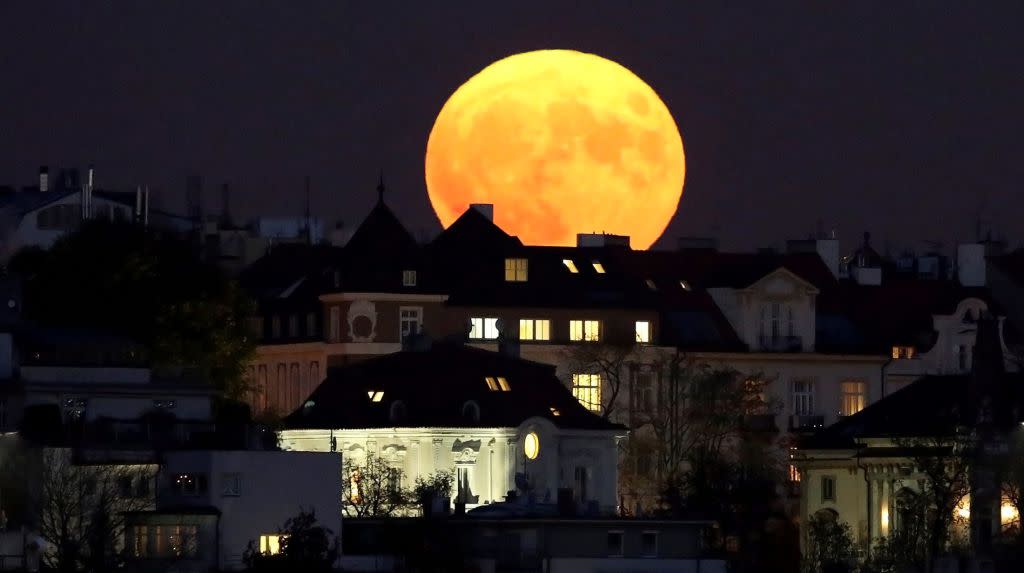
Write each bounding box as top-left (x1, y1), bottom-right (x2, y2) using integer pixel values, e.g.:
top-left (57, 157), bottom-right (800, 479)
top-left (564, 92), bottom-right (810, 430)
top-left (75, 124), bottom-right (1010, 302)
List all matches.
top-left (342, 453), bottom-right (410, 518)
top-left (562, 341), bottom-right (643, 421)
top-left (33, 448), bottom-right (154, 572)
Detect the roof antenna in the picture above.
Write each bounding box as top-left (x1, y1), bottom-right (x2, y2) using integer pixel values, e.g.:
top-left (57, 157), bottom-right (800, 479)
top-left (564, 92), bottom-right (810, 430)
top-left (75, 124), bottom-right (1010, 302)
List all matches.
top-left (376, 170), bottom-right (385, 205)
top-left (304, 175), bottom-right (313, 244)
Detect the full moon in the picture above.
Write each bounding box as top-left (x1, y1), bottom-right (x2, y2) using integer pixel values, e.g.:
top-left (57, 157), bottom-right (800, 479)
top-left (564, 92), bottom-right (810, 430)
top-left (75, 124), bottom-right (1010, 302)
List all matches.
top-left (425, 49), bottom-right (685, 250)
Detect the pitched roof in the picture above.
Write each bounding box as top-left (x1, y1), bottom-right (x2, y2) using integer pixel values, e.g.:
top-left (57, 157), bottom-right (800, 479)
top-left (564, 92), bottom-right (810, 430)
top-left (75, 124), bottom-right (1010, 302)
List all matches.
top-left (285, 343), bottom-right (624, 432)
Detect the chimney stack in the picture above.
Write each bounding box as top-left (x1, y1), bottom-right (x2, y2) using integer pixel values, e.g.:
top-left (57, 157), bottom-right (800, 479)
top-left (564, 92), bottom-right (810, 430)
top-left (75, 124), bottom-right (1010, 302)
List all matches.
top-left (39, 166), bottom-right (49, 192)
top-left (469, 203), bottom-right (494, 221)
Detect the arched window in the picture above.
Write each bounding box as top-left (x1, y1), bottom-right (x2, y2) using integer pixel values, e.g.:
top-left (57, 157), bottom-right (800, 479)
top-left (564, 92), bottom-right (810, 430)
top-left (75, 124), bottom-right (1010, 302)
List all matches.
top-left (462, 401), bottom-right (481, 425)
top-left (390, 400), bottom-right (407, 424)
top-left (895, 488), bottom-right (920, 534)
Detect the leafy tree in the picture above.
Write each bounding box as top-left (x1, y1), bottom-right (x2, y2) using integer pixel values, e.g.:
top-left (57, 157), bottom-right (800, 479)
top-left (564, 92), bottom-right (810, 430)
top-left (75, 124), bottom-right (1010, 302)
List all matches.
top-left (413, 469), bottom-right (455, 516)
top-left (342, 453), bottom-right (411, 517)
top-left (243, 509), bottom-right (338, 572)
top-left (803, 512), bottom-right (856, 573)
top-left (10, 220), bottom-right (255, 398)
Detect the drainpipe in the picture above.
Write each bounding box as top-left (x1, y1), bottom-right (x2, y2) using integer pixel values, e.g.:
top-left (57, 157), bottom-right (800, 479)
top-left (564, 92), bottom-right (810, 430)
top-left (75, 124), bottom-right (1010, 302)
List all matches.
top-left (857, 446), bottom-right (871, 549)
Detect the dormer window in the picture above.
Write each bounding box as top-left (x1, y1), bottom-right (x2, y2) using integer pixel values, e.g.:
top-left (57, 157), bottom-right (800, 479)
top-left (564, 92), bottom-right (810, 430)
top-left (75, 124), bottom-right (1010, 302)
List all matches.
top-left (402, 270), bottom-right (417, 287)
top-left (563, 259), bottom-right (579, 274)
top-left (679, 280), bottom-right (691, 291)
top-left (592, 261), bottom-right (606, 274)
top-left (505, 258), bottom-right (528, 282)
top-left (645, 279), bottom-right (657, 291)
top-left (367, 391), bottom-right (384, 402)
top-left (485, 376), bottom-right (511, 392)
top-left (892, 346), bottom-right (915, 360)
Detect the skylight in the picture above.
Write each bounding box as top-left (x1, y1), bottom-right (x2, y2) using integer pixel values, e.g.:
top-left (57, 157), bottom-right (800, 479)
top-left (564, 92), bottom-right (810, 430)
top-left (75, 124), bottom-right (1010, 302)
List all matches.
top-left (679, 280), bottom-right (691, 291)
top-left (485, 376), bottom-right (511, 392)
top-left (367, 391), bottom-right (384, 402)
top-left (592, 261), bottom-right (606, 274)
top-left (484, 377), bottom-right (498, 391)
top-left (563, 259), bottom-right (579, 273)
top-left (496, 376), bottom-right (511, 392)
top-left (550, 407), bottom-right (561, 417)
top-left (645, 279), bottom-right (657, 291)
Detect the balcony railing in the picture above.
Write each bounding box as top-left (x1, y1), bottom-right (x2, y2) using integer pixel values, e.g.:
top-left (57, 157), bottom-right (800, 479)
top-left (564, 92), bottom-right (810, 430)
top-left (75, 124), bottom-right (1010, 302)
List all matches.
top-left (789, 414), bottom-right (825, 432)
top-left (758, 335), bottom-right (803, 352)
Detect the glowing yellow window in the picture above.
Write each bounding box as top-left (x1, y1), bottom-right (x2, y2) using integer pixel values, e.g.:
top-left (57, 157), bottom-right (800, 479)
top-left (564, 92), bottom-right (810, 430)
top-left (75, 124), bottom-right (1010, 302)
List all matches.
top-left (504, 258), bottom-right (528, 282)
top-left (519, 319), bottom-right (550, 341)
top-left (891, 346), bottom-right (915, 359)
top-left (569, 320), bottom-right (600, 342)
top-left (592, 261), bottom-right (606, 274)
top-left (496, 377), bottom-right (511, 392)
top-left (840, 381), bottom-right (865, 416)
top-left (635, 321), bottom-right (651, 344)
top-left (562, 259), bottom-right (579, 273)
top-left (367, 391), bottom-right (384, 402)
top-left (572, 374), bottom-right (602, 412)
top-left (484, 377), bottom-right (498, 391)
top-left (260, 534), bottom-right (285, 555)
top-left (549, 407), bottom-right (561, 416)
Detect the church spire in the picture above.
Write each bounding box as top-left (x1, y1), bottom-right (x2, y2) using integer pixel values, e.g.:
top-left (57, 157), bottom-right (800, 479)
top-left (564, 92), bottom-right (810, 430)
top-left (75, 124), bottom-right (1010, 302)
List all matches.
top-left (376, 170), bottom-right (385, 205)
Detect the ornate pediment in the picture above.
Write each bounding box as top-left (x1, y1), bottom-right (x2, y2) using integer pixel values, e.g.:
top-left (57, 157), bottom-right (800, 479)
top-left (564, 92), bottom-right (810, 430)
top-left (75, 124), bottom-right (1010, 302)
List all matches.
top-left (347, 299), bottom-right (378, 342)
top-left (452, 439), bottom-right (481, 464)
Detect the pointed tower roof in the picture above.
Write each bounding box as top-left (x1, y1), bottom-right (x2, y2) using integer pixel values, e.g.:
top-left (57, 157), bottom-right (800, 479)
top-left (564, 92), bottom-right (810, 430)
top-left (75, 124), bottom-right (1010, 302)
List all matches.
top-left (344, 174), bottom-right (417, 258)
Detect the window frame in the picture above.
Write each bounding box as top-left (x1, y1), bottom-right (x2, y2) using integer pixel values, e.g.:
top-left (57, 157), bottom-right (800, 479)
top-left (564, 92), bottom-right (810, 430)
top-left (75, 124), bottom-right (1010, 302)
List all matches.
top-left (641, 530), bottom-right (659, 558)
top-left (402, 269), bottom-right (417, 287)
top-left (504, 258), bottom-right (529, 282)
top-left (791, 379), bottom-right (815, 416)
top-left (469, 317), bottom-right (500, 340)
top-left (635, 320), bottom-right (651, 344)
top-left (399, 306), bottom-right (424, 339)
top-left (519, 318), bottom-right (551, 341)
top-left (572, 373), bottom-right (602, 412)
top-left (606, 530), bottom-right (625, 557)
top-left (221, 472), bottom-right (242, 497)
top-left (821, 475), bottom-right (836, 502)
top-left (839, 380), bottom-right (866, 417)
top-left (569, 319), bottom-right (601, 342)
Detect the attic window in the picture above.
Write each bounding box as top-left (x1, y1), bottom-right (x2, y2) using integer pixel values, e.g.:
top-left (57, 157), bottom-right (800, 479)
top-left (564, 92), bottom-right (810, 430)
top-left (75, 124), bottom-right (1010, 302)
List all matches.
top-left (505, 258), bottom-right (528, 282)
top-left (402, 270), bottom-right (417, 287)
top-left (563, 259), bottom-right (579, 273)
top-left (549, 407), bottom-right (561, 417)
top-left (485, 376), bottom-right (511, 392)
top-left (367, 391), bottom-right (384, 402)
top-left (592, 261), bottom-right (606, 274)
top-left (679, 280), bottom-right (692, 291)
top-left (645, 279), bottom-right (657, 291)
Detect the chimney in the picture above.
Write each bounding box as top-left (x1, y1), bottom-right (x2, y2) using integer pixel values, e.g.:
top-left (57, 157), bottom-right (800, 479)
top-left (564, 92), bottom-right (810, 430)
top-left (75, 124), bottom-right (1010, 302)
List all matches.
top-left (469, 203), bottom-right (494, 221)
top-left (577, 233), bottom-right (630, 248)
top-left (957, 243), bottom-right (986, 287)
top-left (39, 166), bottom-right (49, 192)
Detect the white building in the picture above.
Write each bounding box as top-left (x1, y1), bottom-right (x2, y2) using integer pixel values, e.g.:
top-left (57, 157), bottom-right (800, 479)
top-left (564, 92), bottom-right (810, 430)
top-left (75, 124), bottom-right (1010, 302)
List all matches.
top-left (280, 343), bottom-right (627, 514)
top-left (123, 449), bottom-right (342, 572)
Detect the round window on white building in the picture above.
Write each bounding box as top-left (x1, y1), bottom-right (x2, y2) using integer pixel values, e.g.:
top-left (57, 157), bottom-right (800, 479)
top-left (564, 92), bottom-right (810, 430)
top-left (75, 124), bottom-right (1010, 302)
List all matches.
top-left (524, 432), bottom-right (540, 460)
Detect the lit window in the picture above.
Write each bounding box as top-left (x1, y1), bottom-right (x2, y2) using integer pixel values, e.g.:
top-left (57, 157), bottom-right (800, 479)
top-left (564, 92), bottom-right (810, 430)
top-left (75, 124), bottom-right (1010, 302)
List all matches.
top-left (400, 307), bottom-right (423, 338)
top-left (402, 269), bottom-right (417, 287)
top-left (569, 320), bottom-right (600, 342)
top-left (563, 259), bottom-right (579, 273)
top-left (469, 317), bottom-right (500, 340)
top-left (260, 534), bottom-right (285, 555)
top-left (840, 381), bottom-right (865, 416)
top-left (367, 391), bottom-right (384, 402)
top-left (789, 464), bottom-right (801, 483)
top-left (484, 377), bottom-right (498, 391)
top-left (635, 321), bottom-right (651, 344)
top-left (484, 376), bottom-right (510, 392)
top-left (497, 376), bottom-right (511, 392)
top-left (821, 475), bottom-right (836, 502)
top-left (592, 261), bottom-right (606, 274)
top-left (572, 374), bottom-right (602, 412)
top-left (679, 280), bottom-right (691, 291)
top-left (645, 279), bottom-right (657, 290)
top-left (519, 319), bottom-right (551, 341)
top-left (504, 258), bottom-right (529, 282)
top-left (549, 407), bottom-right (561, 417)
top-left (524, 432), bottom-right (540, 460)
top-left (892, 346), bottom-right (915, 359)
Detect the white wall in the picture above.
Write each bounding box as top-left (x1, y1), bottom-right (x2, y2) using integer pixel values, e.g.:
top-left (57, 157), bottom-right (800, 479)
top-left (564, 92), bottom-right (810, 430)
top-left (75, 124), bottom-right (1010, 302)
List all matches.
top-left (162, 449), bottom-right (342, 571)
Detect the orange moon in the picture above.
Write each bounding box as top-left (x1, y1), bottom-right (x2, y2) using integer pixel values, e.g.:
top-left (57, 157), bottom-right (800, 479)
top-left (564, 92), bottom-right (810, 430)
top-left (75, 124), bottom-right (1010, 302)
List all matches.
top-left (425, 49), bottom-right (685, 249)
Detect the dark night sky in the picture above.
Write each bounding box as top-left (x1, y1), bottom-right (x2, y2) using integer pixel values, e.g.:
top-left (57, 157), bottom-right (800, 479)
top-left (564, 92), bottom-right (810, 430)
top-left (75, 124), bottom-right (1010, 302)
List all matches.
top-left (1, 2), bottom-right (1022, 252)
